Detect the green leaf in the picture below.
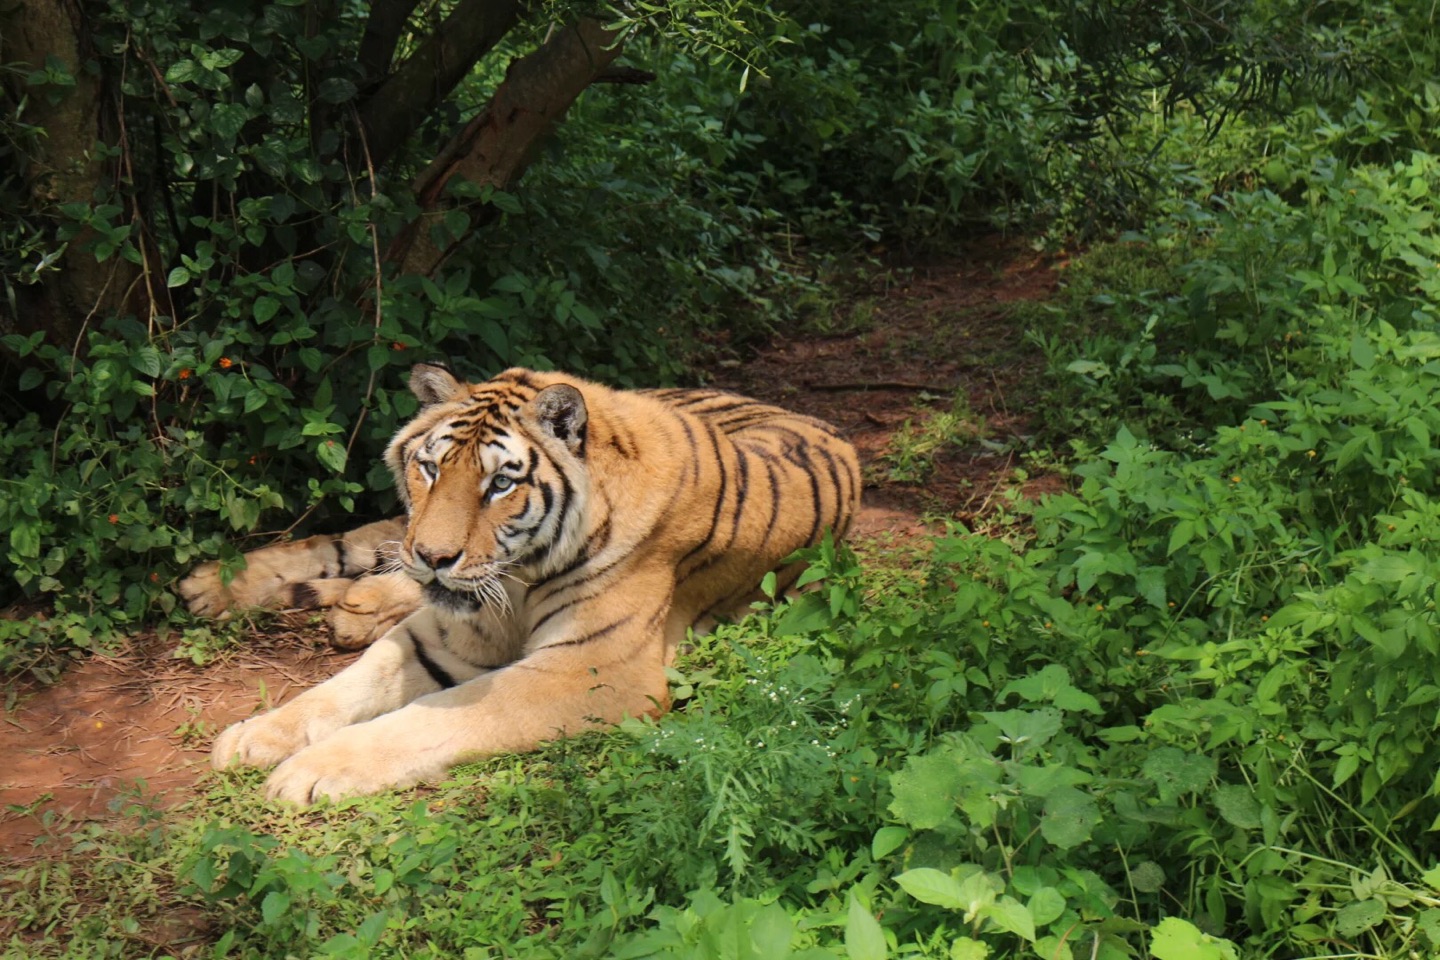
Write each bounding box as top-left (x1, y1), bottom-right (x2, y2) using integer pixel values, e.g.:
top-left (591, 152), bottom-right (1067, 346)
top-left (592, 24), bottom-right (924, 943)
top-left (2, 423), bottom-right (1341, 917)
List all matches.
top-left (751, 904), bottom-right (795, 958)
top-left (318, 77), bottom-right (356, 104)
top-left (1333, 751), bottom-right (1360, 788)
top-left (260, 890), bottom-right (291, 925)
top-left (980, 708), bottom-right (1063, 752)
top-left (211, 102), bottom-right (249, 141)
top-left (1350, 334), bottom-right (1376, 370)
top-left (872, 826), bottom-right (909, 860)
top-left (1142, 748), bottom-right (1216, 803)
top-left (1028, 886), bottom-right (1066, 926)
top-left (1135, 566), bottom-right (1167, 609)
top-left (1212, 785), bottom-right (1262, 829)
top-left (948, 938), bottom-right (988, 960)
top-left (354, 910), bottom-right (388, 946)
top-left (845, 893), bottom-right (887, 960)
top-left (167, 266), bottom-right (191, 287)
top-left (254, 295), bottom-right (280, 324)
top-left (1150, 917), bottom-right (1238, 960)
top-left (1040, 786), bottom-right (1100, 849)
top-left (895, 868), bottom-right (967, 910)
top-left (773, 592), bottom-right (833, 636)
top-left (130, 345), bottom-right (162, 378)
top-left (1333, 898), bottom-right (1385, 938)
top-left (1416, 907), bottom-right (1440, 945)
top-left (1130, 862), bottom-right (1165, 894)
top-left (316, 439), bottom-right (347, 474)
top-left (889, 750), bottom-right (964, 829)
top-left (1167, 520), bottom-right (1195, 556)
top-left (490, 190), bottom-right (523, 215)
top-left (982, 896), bottom-right (1036, 942)
top-left (478, 319), bottom-right (509, 361)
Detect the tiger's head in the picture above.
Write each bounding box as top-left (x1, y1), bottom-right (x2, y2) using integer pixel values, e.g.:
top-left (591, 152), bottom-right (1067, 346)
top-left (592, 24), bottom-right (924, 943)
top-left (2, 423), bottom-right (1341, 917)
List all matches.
top-left (383, 364), bottom-right (591, 615)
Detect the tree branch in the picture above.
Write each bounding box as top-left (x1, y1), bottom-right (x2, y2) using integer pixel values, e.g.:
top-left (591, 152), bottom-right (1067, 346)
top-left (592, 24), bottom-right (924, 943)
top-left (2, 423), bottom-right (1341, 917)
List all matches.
top-left (356, 0), bottom-right (526, 168)
top-left (357, 0), bottom-right (424, 89)
top-left (385, 17), bottom-right (625, 277)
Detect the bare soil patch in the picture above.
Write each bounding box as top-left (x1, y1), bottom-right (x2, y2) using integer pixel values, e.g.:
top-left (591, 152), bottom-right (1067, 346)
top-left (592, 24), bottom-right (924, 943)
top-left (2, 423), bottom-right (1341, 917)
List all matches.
top-left (0, 625), bottom-right (358, 858)
top-left (714, 236), bottom-right (1062, 528)
top-left (0, 238), bottom-right (1062, 863)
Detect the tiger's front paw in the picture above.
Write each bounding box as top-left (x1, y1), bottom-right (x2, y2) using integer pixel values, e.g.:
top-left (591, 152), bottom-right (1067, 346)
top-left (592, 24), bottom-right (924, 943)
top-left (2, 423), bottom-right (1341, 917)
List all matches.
top-left (327, 572), bottom-right (424, 650)
top-left (263, 723), bottom-right (443, 804)
top-left (211, 705), bottom-right (344, 771)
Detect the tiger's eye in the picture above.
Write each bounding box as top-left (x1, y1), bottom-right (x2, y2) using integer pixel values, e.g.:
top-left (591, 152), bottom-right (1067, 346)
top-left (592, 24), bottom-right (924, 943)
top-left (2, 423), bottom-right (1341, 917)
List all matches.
top-left (492, 475), bottom-right (514, 491)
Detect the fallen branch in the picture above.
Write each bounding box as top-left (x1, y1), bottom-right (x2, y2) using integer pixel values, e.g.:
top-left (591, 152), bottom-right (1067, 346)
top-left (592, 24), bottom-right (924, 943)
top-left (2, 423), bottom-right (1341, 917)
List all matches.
top-left (806, 380), bottom-right (954, 393)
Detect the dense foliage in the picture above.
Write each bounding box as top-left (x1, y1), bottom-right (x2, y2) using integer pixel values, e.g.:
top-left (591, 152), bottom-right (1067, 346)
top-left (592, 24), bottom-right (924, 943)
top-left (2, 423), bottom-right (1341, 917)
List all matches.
top-left (8, 0), bottom-right (1440, 958)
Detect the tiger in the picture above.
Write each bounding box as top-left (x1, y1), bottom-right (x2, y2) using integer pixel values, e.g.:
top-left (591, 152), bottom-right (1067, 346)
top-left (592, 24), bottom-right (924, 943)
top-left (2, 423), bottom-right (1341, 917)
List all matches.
top-left (179, 364), bottom-right (861, 804)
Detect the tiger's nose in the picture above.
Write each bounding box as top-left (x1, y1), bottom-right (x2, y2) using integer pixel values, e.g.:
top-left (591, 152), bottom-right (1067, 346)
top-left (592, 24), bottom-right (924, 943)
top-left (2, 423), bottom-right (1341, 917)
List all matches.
top-left (414, 546), bottom-right (460, 571)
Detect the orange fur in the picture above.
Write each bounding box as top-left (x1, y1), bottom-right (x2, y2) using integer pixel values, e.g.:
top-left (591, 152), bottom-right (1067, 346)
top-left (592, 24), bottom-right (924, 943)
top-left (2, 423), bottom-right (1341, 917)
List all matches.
top-left (185, 365), bottom-right (860, 802)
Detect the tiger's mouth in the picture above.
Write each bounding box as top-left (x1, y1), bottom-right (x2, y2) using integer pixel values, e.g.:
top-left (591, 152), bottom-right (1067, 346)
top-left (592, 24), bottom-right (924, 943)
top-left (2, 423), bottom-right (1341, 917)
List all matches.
top-left (422, 580), bottom-right (485, 614)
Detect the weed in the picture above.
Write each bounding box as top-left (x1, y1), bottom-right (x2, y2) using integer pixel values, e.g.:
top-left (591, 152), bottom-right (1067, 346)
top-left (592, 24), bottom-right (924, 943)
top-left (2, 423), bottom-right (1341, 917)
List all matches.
top-left (881, 394), bottom-right (986, 484)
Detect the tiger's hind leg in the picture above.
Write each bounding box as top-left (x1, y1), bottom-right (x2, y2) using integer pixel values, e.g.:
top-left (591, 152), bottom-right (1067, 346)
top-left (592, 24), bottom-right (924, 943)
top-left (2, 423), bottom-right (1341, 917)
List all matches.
top-left (179, 519), bottom-right (410, 648)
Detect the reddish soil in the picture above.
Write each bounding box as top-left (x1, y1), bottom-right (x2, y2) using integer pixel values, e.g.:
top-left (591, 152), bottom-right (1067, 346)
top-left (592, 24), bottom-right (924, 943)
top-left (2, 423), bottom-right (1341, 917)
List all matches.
top-left (0, 625), bottom-right (359, 859)
top-left (0, 239), bottom-right (1062, 863)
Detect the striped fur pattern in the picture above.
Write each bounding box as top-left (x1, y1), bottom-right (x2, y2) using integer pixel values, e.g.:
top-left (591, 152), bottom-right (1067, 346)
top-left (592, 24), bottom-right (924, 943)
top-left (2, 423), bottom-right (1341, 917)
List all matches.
top-left (195, 364), bottom-right (860, 803)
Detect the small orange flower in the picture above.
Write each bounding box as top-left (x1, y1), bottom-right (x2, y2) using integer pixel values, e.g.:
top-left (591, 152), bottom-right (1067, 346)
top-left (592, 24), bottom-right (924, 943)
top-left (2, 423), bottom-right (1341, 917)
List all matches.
top-left (178, 369), bottom-right (192, 380)
top-left (1094, 603), bottom-right (1105, 612)
top-left (149, 572), bottom-right (160, 582)
top-left (218, 357), bottom-right (233, 369)
top-left (1231, 475), bottom-right (1241, 484)
top-left (392, 342), bottom-right (406, 351)
top-left (108, 514), bottom-right (119, 524)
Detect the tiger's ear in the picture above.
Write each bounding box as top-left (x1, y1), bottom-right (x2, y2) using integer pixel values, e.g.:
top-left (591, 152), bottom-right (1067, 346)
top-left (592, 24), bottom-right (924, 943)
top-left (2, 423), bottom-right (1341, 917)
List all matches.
top-left (531, 383), bottom-right (588, 456)
top-left (409, 363), bottom-right (465, 406)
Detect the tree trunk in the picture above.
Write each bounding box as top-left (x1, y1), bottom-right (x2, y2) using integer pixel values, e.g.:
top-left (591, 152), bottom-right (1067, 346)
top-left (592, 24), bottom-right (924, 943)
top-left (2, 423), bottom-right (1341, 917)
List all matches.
top-left (387, 17), bottom-right (625, 278)
top-left (356, 0), bottom-right (527, 170)
top-left (0, 0), bottom-right (134, 350)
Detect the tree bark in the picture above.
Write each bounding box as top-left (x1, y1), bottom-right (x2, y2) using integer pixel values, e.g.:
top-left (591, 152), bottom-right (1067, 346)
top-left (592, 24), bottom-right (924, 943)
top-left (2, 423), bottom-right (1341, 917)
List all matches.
top-left (356, 0), bottom-right (527, 169)
top-left (357, 0), bottom-right (425, 89)
top-left (0, 0), bottom-right (132, 349)
top-left (386, 17), bottom-right (625, 278)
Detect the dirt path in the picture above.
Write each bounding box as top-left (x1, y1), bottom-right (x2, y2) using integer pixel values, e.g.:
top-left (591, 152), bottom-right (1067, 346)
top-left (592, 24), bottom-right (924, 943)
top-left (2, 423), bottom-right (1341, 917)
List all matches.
top-left (0, 240), bottom-right (1059, 862)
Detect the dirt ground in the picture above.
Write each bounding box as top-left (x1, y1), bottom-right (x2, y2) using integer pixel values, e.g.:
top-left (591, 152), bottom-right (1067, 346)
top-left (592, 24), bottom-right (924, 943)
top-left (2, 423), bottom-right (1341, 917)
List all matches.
top-left (0, 238), bottom-right (1060, 863)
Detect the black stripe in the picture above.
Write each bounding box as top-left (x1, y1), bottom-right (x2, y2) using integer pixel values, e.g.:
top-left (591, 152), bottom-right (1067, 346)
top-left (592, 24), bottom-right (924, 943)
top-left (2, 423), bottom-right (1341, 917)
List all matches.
top-left (291, 582), bottom-right (321, 609)
top-left (716, 408), bottom-right (782, 432)
top-left (545, 614), bottom-right (634, 650)
top-left (610, 423), bottom-right (639, 459)
top-left (688, 398), bottom-right (764, 419)
top-left (407, 628), bottom-right (457, 689)
top-left (531, 513), bottom-right (613, 605)
top-left (499, 369), bottom-right (539, 389)
top-left (677, 425), bottom-right (729, 575)
top-left (817, 446), bottom-right (844, 533)
top-left (670, 390), bottom-right (724, 408)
